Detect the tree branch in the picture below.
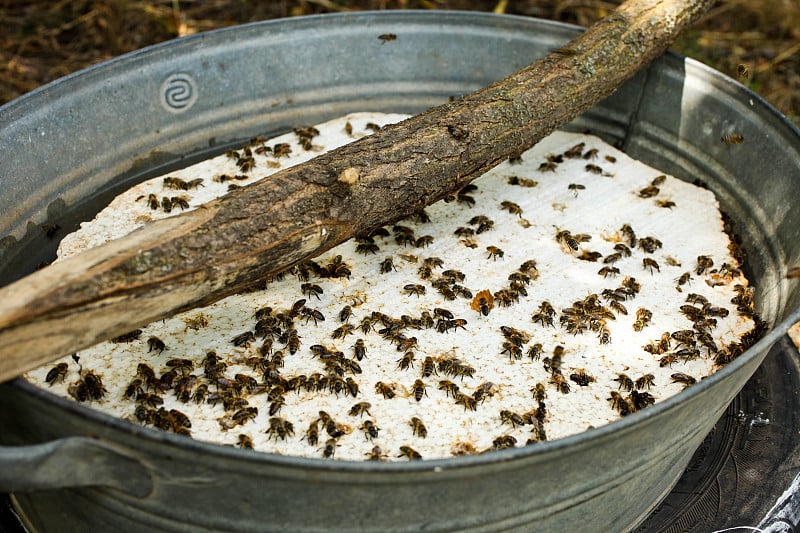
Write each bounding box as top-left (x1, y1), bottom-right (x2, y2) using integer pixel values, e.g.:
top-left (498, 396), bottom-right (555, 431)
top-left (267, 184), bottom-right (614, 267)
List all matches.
top-left (0, 0), bottom-right (714, 382)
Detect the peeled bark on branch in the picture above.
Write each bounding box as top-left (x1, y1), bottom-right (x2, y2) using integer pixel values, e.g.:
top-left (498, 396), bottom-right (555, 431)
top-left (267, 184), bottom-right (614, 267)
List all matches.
top-left (0, 0), bottom-right (714, 382)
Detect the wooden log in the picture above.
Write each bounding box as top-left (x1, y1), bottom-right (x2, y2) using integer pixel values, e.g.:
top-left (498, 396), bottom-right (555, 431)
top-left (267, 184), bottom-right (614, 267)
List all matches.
top-left (0, 0), bottom-right (714, 382)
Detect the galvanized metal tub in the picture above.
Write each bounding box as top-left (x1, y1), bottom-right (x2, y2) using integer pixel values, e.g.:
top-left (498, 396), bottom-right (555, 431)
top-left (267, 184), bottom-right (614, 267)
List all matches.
top-left (1, 10), bottom-right (799, 533)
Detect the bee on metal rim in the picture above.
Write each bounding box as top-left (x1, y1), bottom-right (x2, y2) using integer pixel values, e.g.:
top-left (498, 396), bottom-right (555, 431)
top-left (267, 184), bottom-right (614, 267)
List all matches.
top-left (378, 33), bottom-right (397, 43)
top-left (409, 417), bottom-right (428, 438)
top-left (737, 64), bottom-right (751, 81)
top-left (721, 133), bottom-right (744, 145)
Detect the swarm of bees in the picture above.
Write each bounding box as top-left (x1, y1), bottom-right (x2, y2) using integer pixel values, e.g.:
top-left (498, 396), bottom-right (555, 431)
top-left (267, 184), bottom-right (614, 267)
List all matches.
top-left (34, 116), bottom-right (764, 461)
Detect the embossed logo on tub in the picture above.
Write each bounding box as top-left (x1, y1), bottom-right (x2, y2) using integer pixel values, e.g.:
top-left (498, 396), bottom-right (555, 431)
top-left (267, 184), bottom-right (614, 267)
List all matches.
top-left (160, 73), bottom-right (198, 113)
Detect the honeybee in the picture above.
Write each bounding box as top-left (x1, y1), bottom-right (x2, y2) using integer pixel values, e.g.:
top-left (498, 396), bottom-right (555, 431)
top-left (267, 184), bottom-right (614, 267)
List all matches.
top-left (531, 382), bottom-right (547, 402)
top-left (583, 148), bottom-right (598, 160)
top-left (638, 237), bottom-right (662, 254)
top-left (397, 351), bottom-right (415, 371)
top-left (375, 381), bottom-right (396, 399)
top-left (226, 433), bottom-right (251, 451)
top-left (409, 416), bottom-right (428, 438)
top-left (656, 200), bottom-right (676, 209)
top-left (454, 392), bottom-right (477, 411)
top-left (332, 324), bottom-right (356, 339)
top-left (608, 391), bottom-right (631, 416)
top-left (549, 372), bottom-right (571, 394)
top-left (585, 164), bottom-right (611, 176)
top-left (232, 407), bottom-right (258, 426)
top-left (359, 420), bottom-right (380, 441)
top-left (438, 380), bottom-right (460, 398)
top-left (569, 369), bottom-right (595, 387)
top-left (642, 258), bottom-right (660, 274)
top-left (398, 445), bottom-right (422, 460)
top-left (365, 446), bottom-right (388, 461)
top-left (671, 372), bottom-right (697, 389)
top-left (141, 193), bottom-right (160, 210)
top-left (322, 438), bottom-right (338, 459)
top-left (191, 384), bottom-right (208, 404)
top-left (447, 124), bottom-right (469, 140)
top-left (110, 329), bottom-right (143, 343)
top-left (500, 201), bottom-right (522, 216)
top-left (564, 142), bottom-right (585, 158)
top-left (500, 409), bottom-right (525, 428)
top-left (620, 224), bottom-right (637, 247)
top-left (525, 343), bottom-right (543, 361)
top-left (183, 314), bottom-right (209, 331)
top-left (612, 373), bottom-right (633, 391)
top-left (401, 283), bottom-right (425, 298)
top-left (695, 255), bottom-right (714, 275)
top-left (659, 354), bottom-right (677, 367)
top-left (378, 33), bottom-right (397, 43)
top-left (346, 402), bottom-right (372, 418)
top-left (721, 133), bottom-right (744, 145)
top-left (266, 417), bottom-right (294, 441)
top-left (469, 215), bottom-right (494, 234)
top-left (486, 245), bottom-right (505, 261)
top-left (415, 235), bottom-right (434, 248)
top-left (45, 362), bottom-right (69, 386)
top-left (411, 379), bottom-right (427, 401)
top-left (630, 390), bottom-right (655, 410)
top-left (737, 63), bottom-right (751, 81)
top-left (635, 373), bottom-right (655, 390)
top-left (675, 272), bottom-right (692, 290)
top-left (508, 176), bottom-right (538, 187)
top-left (492, 435), bottom-right (517, 450)
top-left (68, 369), bottom-right (107, 402)
top-left (568, 183), bottom-right (586, 196)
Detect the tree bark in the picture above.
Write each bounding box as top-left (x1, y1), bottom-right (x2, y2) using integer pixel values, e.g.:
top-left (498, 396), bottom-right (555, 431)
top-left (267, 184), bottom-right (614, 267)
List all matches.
top-left (0, 0), bottom-right (714, 382)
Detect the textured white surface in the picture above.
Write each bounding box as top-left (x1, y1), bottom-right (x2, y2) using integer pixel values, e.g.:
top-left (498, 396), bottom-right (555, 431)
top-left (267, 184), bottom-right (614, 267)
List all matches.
top-left (26, 112), bottom-right (755, 461)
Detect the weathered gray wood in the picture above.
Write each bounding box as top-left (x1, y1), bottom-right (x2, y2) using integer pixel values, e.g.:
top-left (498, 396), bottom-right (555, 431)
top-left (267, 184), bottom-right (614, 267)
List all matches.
top-left (0, 0), bottom-right (714, 382)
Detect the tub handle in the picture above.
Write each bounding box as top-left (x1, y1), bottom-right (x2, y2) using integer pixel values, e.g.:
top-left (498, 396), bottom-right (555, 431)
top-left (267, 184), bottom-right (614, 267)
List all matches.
top-left (0, 436), bottom-right (153, 497)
